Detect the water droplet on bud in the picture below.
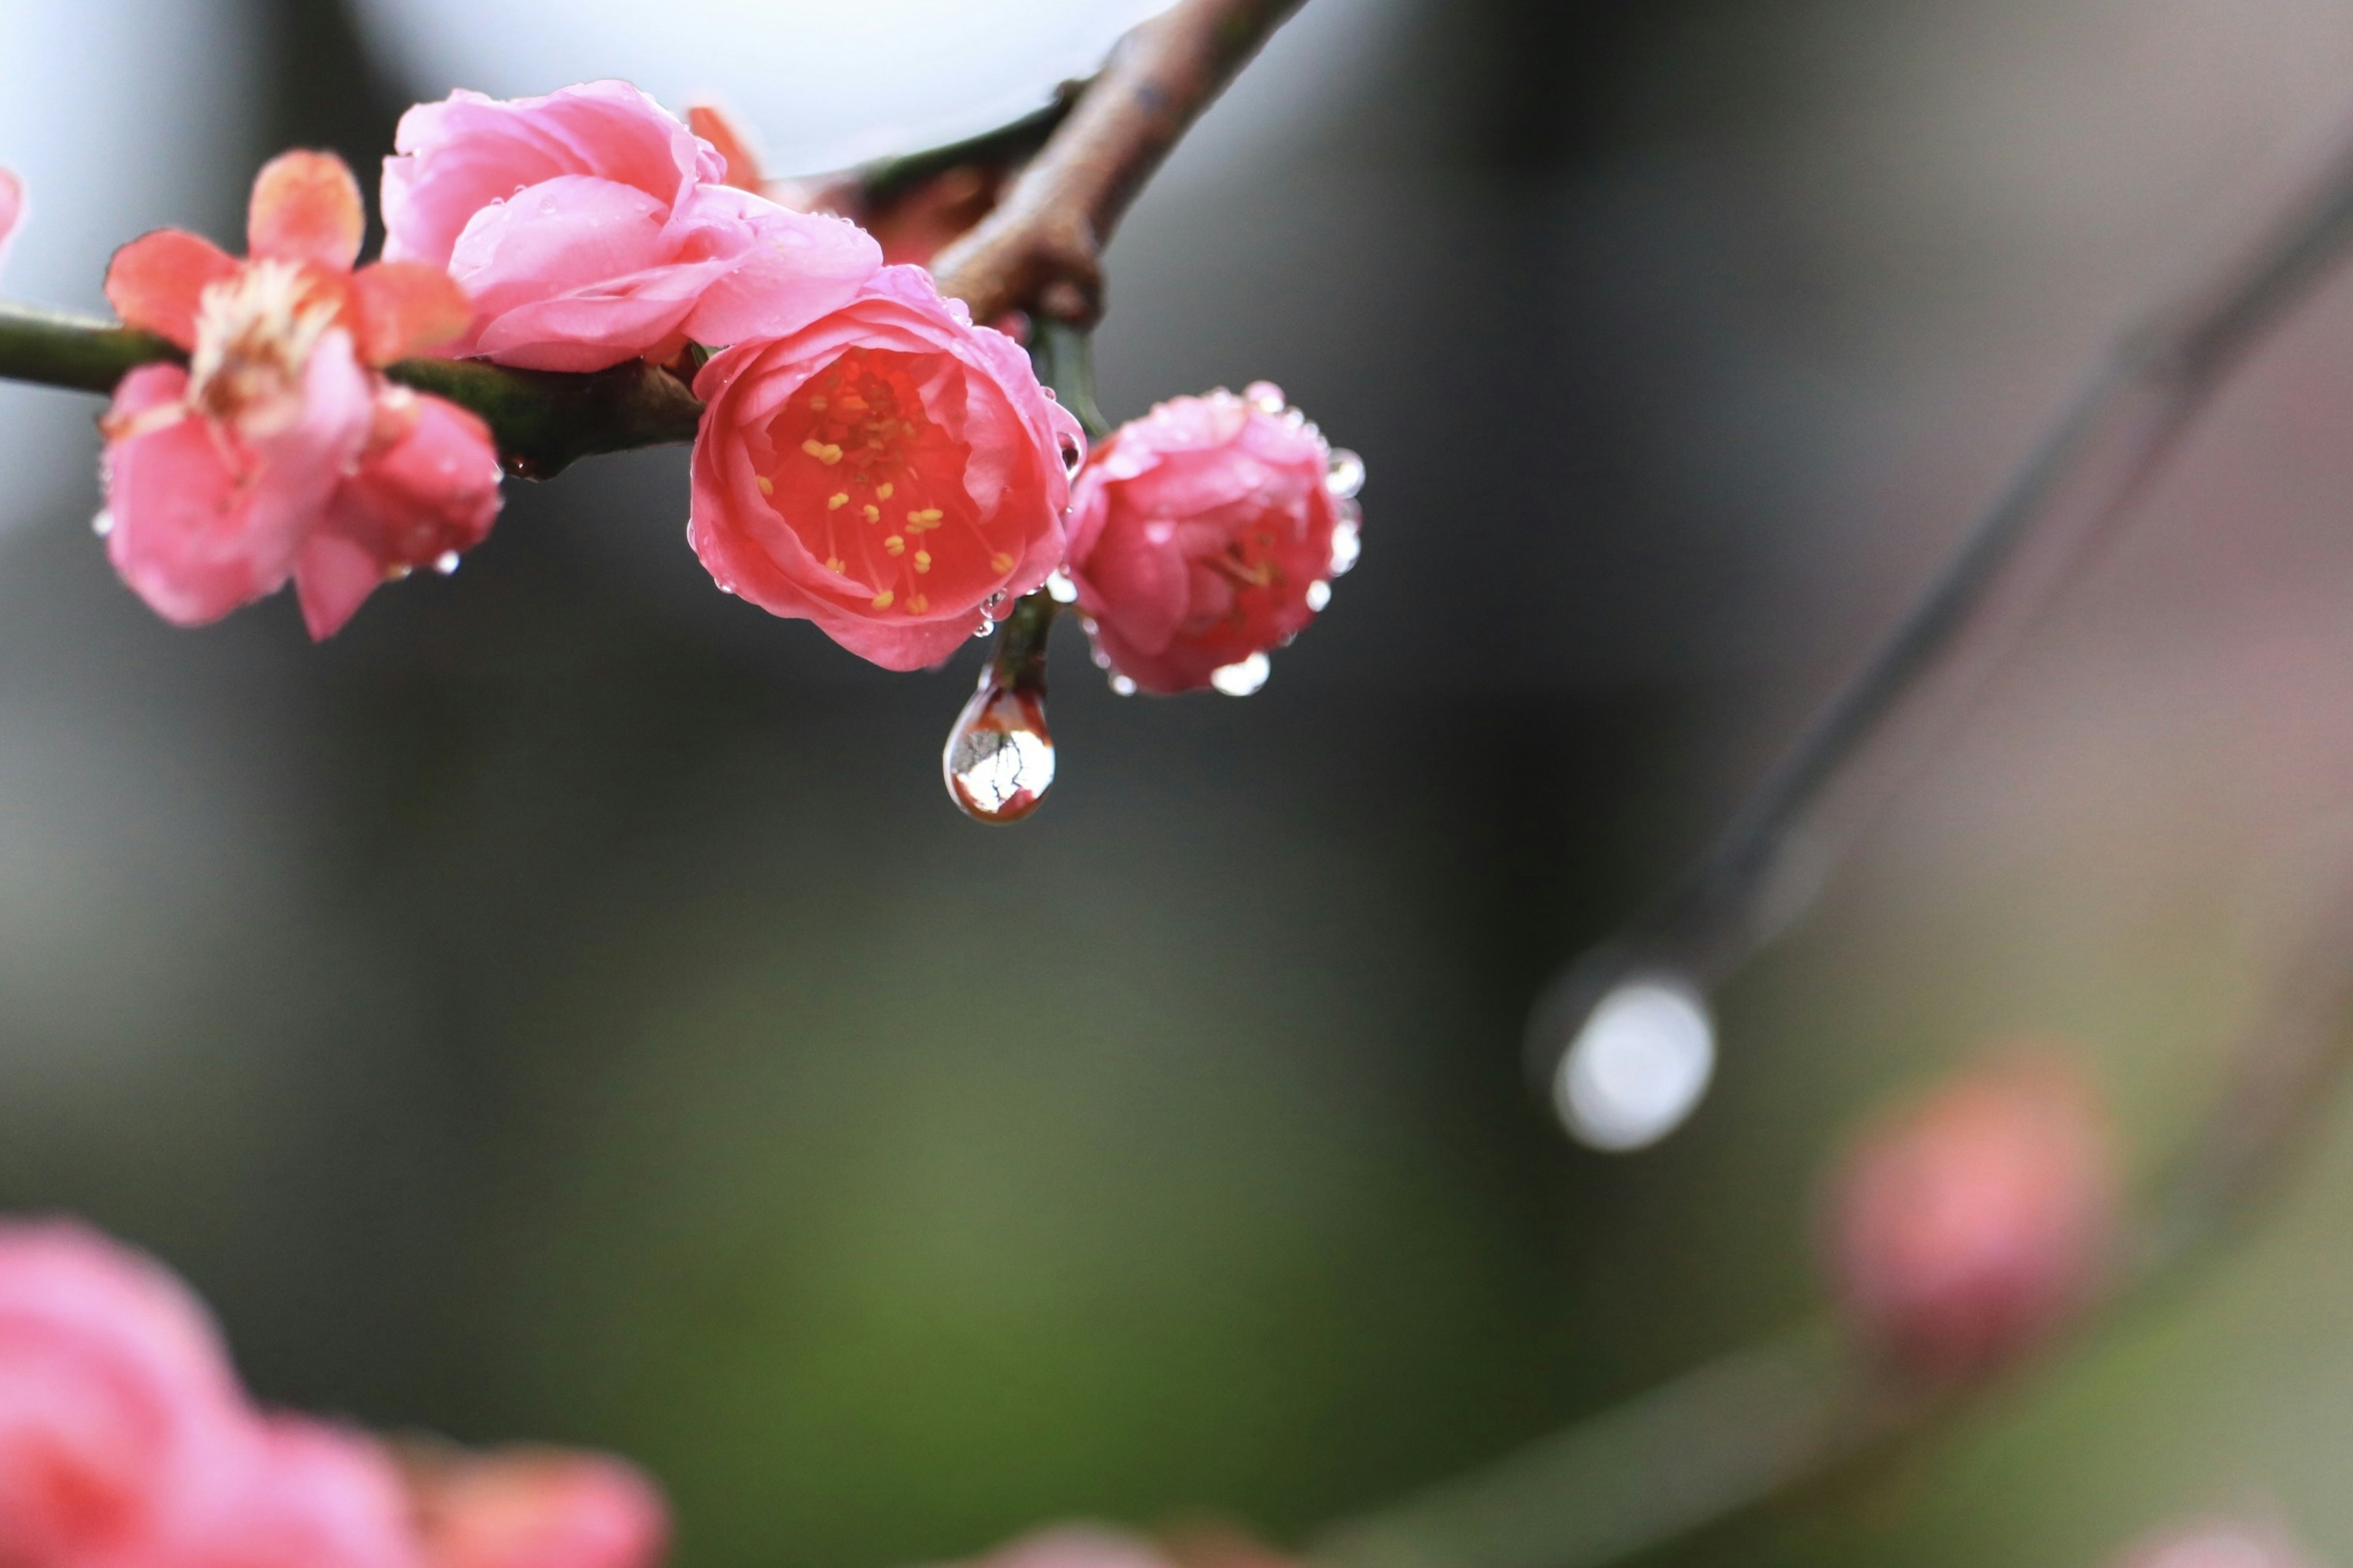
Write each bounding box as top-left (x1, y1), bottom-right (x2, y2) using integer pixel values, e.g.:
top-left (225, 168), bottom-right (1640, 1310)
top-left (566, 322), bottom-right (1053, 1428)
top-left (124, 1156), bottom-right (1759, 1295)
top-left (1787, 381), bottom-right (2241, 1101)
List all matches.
top-left (1328, 511), bottom-right (1362, 578)
top-left (1305, 580), bottom-right (1333, 612)
top-left (973, 617), bottom-right (996, 638)
top-left (1210, 651), bottom-right (1271, 696)
top-left (944, 672), bottom-right (1055, 823)
top-left (1244, 381), bottom-right (1286, 415)
top-left (433, 550), bottom-right (461, 576)
top-left (985, 591), bottom-right (1010, 612)
top-left (1045, 571), bottom-right (1078, 605)
top-left (1324, 448), bottom-right (1365, 499)
top-left (91, 510), bottom-right (115, 538)
top-left (1109, 674), bottom-right (1137, 696)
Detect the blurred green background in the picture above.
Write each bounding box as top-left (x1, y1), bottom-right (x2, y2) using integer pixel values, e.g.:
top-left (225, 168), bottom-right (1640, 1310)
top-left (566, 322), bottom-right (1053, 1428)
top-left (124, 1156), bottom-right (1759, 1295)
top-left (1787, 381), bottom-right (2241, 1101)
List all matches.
top-left (10, 2), bottom-right (2353, 1566)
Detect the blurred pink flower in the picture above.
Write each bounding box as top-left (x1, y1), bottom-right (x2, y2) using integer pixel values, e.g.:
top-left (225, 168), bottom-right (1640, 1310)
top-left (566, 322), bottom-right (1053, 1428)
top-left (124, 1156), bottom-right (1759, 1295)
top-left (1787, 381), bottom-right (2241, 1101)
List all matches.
top-left (406, 1448), bottom-right (667, 1568)
top-left (960, 1526), bottom-right (1181, 1568)
top-left (2109, 1518), bottom-right (2319, 1568)
top-left (689, 265), bottom-right (1083, 670)
top-left (382, 81), bottom-right (880, 371)
top-left (0, 167), bottom-right (23, 272)
top-left (99, 151), bottom-right (495, 635)
top-left (0, 1219), bottom-right (247, 1568)
top-left (1066, 384), bottom-right (1354, 695)
top-left (170, 1419), bottom-right (420, 1568)
top-left (1825, 1051), bottom-right (2119, 1382)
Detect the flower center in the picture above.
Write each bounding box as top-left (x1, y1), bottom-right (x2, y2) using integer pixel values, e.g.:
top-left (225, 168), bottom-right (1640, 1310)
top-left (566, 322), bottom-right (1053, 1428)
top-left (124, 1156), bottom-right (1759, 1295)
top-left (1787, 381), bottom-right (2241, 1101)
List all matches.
top-left (760, 347), bottom-right (1006, 616)
top-left (188, 259), bottom-right (340, 430)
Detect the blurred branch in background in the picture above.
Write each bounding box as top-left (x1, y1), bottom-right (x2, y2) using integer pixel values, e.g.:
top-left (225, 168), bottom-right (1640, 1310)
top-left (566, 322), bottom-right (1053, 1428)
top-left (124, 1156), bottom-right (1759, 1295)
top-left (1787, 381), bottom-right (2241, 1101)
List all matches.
top-left (1320, 835), bottom-right (2353, 1568)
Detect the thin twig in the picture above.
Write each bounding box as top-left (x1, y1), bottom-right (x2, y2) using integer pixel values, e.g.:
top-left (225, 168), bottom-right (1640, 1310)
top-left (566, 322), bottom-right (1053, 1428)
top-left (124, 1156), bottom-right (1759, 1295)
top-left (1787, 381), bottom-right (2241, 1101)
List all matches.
top-left (931, 0), bottom-right (1308, 327)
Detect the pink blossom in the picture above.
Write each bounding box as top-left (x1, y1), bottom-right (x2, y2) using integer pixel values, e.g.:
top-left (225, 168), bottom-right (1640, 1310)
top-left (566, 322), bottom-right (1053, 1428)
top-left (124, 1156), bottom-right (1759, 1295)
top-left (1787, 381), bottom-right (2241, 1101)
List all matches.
top-left (1066, 384), bottom-right (1354, 695)
top-left (0, 1218), bottom-right (248, 1567)
top-left (688, 264), bottom-right (1083, 670)
top-left (2109, 1520), bottom-right (2317, 1568)
top-left (0, 167), bottom-right (23, 272)
top-left (1825, 1052), bottom-right (2118, 1382)
top-left (100, 151), bottom-right (496, 635)
top-left (960, 1528), bottom-right (1178, 1568)
top-left (407, 1448), bottom-right (668, 1568)
top-left (381, 81), bottom-right (880, 371)
top-left (169, 1420), bottom-right (420, 1568)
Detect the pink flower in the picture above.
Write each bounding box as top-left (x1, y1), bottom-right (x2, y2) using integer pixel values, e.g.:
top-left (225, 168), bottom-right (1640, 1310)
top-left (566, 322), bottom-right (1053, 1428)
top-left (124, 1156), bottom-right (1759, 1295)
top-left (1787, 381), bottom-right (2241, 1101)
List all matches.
top-left (688, 265), bottom-right (1083, 670)
top-left (170, 1419), bottom-right (420, 1568)
top-left (0, 167), bottom-right (23, 272)
top-left (1066, 384), bottom-right (1356, 695)
top-left (0, 1219), bottom-right (248, 1567)
top-left (100, 151), bottom-right (499, 637)
top-left (381, 81), bottom-right (881, 372)
top-left (960, 1529), bottom-right (1178, 1568)
top-left (2109, 1520), bottom-right (2317, 1568)
top-left (406, 1448), bottom-right (667, 1568)
top-left (1825, 1052), bottom-right (2118, 1382)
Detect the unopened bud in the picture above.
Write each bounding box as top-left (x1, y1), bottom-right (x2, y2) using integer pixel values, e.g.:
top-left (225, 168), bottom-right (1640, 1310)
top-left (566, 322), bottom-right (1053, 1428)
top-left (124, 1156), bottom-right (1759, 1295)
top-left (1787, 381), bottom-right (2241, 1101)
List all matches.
top-left (1824, 1050), bottom-right (2118, 1383)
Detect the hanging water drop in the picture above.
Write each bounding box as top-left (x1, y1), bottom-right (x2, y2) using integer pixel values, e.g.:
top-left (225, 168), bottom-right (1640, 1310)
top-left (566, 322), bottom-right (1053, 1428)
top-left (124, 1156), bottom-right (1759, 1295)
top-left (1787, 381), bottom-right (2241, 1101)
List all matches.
top-left (1044, 570), bottom-right (1078, 605)
top-left (1210, 651), bottom-right (1271, 696)
top-left (91, 510), bottom-right (114, 538)
top-left (1305, 579), bottom-right (1333, 612)
top-left (433, 549), bottom-right (461, 576)
top-left (1328, 505), bottom-right (1362, 577)
top-left (1244, 380), bottom-right (1286, 415)
top-left (1109, 673), bottom-right (1137, 696)
top-left (943, 670), bottom-right (1055, 823)
top-left (985, 591), bottom-right (1010, 612)
top-left (1324, 448), bottom-right (1365, 500)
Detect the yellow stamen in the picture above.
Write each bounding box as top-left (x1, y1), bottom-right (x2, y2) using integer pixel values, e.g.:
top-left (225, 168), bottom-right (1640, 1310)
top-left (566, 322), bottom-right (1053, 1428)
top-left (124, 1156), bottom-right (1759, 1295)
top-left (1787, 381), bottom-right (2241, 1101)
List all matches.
top-left (913, 550), bottom-right (931, 574)
top-left (883, 536), bottom-right (905, 556)
top-left (991, 551), bottom-right (1015, 573)
top-left (802, 439), bottom-right (843, 465)
top-left (862, 504), bottom-right (880, 523)
top-left (877, 482), bottom-right (894, 500)
top-left (905, 593), bottom-right (929, 613)
top-left (825, 556), bottom-right (845, 574)
top-left (826, 492), bottom-right (847, 509)
top-left (755, 475), bottom-right (774, 496)
top-left (871, 589), bottom-right (894, 609)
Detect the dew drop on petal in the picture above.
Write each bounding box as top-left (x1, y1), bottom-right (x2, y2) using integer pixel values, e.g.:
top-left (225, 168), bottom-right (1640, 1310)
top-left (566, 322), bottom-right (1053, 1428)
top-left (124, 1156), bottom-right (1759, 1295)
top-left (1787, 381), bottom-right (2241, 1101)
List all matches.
top-left (1045, 570), bottom-right (1078, 605)
top-left (1109, 674), bottom-right (1137, 697)
top-left (1209, 652), bottom-right (1271, 697)
top-left (433, 549), bottom-right (461, 576)
top-left (972, 617), bottom-right (996, 639)
top-left (1324, 447), bottom-right (1365, 500)
top-left (1305, 579), bottom-right (1333, 612)
top-left (1328, 514), bottom-right (1362, 578)
top-left (985, 591), bottom-right (1010, 612)
top-left (1089, 647), bottom-right (1112, 670)
top-left (91, 510), bottom-right (114, 538)
top-left (943, 673), bottom-right (1055, 824)
top-left (1244, 381), bottom-right (1286, 415)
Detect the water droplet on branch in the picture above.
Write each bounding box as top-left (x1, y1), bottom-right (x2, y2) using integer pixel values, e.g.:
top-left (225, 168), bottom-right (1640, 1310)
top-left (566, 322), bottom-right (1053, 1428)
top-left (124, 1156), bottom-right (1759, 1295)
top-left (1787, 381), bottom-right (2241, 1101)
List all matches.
top-left (1553, 975), bottom-right (1715, 1151)
top-left (944, 670), bottom-right (1055, 824)
top-left (1210, 651), bottom-right (1271, 696)
top-left (433, 550), bottom-right (461, 575)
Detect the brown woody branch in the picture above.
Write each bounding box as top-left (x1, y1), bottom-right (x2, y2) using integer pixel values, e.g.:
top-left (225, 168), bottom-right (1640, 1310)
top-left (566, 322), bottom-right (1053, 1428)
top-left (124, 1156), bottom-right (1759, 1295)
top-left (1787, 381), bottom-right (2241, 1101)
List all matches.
top-left (930, 0), bottom-right (1307, 327)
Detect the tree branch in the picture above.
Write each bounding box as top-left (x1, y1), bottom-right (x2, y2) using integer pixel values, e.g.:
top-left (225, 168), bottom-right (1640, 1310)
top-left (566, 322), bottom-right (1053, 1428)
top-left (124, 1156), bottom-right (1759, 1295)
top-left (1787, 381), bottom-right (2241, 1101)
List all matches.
top-left (931, 0), bottom-right (1308, 327)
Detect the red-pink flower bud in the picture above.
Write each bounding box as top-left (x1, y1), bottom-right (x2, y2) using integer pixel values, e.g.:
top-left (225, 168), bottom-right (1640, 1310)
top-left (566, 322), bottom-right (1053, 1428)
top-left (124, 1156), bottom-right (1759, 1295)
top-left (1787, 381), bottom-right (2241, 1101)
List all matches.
top-left (1065, 384), bottom-right (1358, 696)
top-left (406, 1448), bottom-right (668, 1568)
top-left (1824, 1052), bottom-right (2119, 1382)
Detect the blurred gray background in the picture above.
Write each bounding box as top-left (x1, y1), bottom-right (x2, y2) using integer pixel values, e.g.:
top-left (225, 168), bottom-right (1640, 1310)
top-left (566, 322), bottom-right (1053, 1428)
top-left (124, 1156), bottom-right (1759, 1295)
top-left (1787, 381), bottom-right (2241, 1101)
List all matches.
top-left (10, 2), bottom-right (2353, 1566)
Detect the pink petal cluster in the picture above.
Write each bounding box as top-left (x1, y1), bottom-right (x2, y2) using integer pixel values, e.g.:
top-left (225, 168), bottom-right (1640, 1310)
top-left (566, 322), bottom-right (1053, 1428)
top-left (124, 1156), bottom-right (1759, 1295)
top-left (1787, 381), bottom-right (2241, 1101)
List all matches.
top-left (1066, 384), bottom-right (1358, 695)
top-left (1824, 1052), bottom-right (2118, 1383)
top-left (0, 167), bottom-right (23, 272)
top-left (100, 151), bottom-right (501, 638)
top-left (0, 1216), bottom-right (667, 1568)
top-left (381, 81), bottom-right (880, 372)
top-left (689, 265), bottom-right (1083, 670)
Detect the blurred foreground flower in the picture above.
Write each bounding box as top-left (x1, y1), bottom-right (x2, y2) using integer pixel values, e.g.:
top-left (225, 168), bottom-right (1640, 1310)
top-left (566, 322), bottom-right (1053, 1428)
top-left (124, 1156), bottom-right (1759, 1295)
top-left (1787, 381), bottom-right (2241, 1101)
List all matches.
top-left (100, 151), bottom-right (498, 637)
top-left (1067, 384), bottom-right (1358, 696)
top-left (0, 1216), bottom-right (666, 1568)
top-left (0, 168), bottom-right (21, 272)
top-left (1824, 1051), bottom-right (2119, 1382)
top-left (2109, 1518), bottom-right (2323, 1568)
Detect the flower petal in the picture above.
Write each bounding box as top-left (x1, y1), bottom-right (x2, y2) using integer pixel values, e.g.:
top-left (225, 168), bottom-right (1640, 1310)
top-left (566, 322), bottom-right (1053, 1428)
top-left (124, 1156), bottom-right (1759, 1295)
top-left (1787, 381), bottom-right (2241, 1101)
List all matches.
top-left (247, 150), bottom-right (365, 270)
top-left (104, 230), bottom-right (240, 350)
top-left (0, 167), bottom-right (23, 272)
top-left (347, 260), bottom-right (474, 363)
top-left (686, 102), bottom-right (766, 193)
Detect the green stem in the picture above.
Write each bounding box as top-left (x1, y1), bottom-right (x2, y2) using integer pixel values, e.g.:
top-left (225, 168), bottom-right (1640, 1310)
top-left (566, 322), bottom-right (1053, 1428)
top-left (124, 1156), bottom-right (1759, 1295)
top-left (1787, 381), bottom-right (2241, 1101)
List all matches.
top-left (0, 301), bottom-right (705, 480)
top-left (1031, 319), bottom-right (1111, 441)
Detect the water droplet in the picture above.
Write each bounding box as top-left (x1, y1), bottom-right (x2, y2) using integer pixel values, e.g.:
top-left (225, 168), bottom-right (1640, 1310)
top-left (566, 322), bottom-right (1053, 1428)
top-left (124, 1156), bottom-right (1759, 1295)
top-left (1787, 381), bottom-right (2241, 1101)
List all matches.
top-left (1061, 441), bottom-right (1083, 474)
top-left (433, 549), bottom-right (461, 576)
top-left (1305, 579), bottom-right (1332, 612)
top-left (972, 617), bottom-right (996, 639)
top-left (384, 564), bottom-right (413, 583)
top-left (1109, 674), bottom-right (1137, 696)
top-left (943, 672), bottom-right (1055, 824)
top-left (985, 591), bottom-right (1010, 612)
top-left (1089, 646), bottom-right (1112, 670)
top-left (1045, 570), bottom-right (1078, 605)
top-left (1210, 651), bottom-right (1271, 697)
top-left (91, 510), bottom-right (114, 538)
top-left (1553, 976), bottom-right (1715, 1152)
top-left (1324, 448), bottom-right (1365, 500)
top-left (1244, 380), bottom-right (1286, 415)
top-left (1327, 512), bottom-right (1362, 578)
